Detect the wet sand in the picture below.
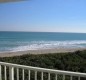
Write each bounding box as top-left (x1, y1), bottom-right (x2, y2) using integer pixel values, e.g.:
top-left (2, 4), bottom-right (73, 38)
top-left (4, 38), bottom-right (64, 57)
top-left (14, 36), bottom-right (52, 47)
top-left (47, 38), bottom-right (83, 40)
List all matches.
top-left (0, 47), bottom-right (85, 57)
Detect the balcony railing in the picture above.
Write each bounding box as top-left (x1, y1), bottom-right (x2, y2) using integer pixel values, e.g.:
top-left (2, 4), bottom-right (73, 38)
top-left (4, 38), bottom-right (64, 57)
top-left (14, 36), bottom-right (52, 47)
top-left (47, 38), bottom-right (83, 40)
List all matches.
top-left (0, 61), bottom-right (86, 80)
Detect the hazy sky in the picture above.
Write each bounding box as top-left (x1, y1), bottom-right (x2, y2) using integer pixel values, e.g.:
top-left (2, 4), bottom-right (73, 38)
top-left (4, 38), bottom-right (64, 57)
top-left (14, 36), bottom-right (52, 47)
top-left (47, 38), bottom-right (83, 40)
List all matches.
top-left (0, 0), bottom-right (86, 33)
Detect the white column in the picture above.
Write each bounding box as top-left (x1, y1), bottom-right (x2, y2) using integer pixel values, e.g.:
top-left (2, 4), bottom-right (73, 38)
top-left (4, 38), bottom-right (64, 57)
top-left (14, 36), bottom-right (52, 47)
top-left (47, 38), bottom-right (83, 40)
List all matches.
top-left (78, 76), bottom-right (80, 80)
top-left (48, 73), bottom-right (50, 80)
top-left (17, 68), bottom-right (19, 80)
top-left (28, 70), bottom-right (30, 80)
top-left (35, 71), bottom-right (37, 80)
top-left (9, 67), bottom-right (14, 80)
top-left (63, 75), bottom-right (65, 80)
top-left (70, 76), bottom-right (72, 80)
top-left (22, 69), bottom-right (24, 80)
top-left (0, 65), bottom-right (2, 80)
top-left (55, 74), bottom-right (57, 80)
top-left (41, 72), bottom-right (43, 80)
top-left (4, 66), bottom-right (7, 80)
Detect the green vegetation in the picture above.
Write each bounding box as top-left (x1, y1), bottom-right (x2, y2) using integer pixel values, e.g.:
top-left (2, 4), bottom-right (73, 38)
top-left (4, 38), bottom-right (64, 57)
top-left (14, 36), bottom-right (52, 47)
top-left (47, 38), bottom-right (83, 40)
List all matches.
top-left (0, 50), bottom-right (86, 80)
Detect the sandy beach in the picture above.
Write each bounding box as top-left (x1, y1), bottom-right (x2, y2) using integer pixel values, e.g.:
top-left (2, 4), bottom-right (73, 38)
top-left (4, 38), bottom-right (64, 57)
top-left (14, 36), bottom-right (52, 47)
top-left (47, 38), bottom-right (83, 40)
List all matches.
top-left (0, 47), bottom-right (85, 57)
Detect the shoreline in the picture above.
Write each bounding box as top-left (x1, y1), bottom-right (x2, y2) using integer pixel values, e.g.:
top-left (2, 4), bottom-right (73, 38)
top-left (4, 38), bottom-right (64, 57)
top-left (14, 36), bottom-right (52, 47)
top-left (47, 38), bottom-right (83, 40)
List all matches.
top-left (0, 47), bottom-right (86, 57)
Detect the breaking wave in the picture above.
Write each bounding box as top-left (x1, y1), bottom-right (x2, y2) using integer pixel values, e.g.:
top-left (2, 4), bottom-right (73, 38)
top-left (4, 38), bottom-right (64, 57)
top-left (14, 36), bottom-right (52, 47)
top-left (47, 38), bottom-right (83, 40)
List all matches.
top-left (9, 40), bottom-right (86, 52)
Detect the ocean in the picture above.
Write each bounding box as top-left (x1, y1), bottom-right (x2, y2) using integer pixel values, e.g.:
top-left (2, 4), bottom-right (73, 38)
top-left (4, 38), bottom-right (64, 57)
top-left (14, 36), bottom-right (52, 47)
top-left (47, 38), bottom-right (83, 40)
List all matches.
top-left (0, 31), bottom-right (86, 52)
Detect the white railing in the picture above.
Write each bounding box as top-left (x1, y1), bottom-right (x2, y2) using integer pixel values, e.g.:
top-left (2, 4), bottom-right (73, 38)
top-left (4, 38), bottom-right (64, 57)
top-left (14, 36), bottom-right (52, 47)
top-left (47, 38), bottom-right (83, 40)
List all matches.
top-left (0, 62), bottom-right (86, 80)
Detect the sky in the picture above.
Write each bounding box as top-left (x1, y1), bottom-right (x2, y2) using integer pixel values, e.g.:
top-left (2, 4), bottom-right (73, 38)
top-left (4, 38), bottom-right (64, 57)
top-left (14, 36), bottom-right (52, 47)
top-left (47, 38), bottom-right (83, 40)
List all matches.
top-left (0, 0), bottom-right (86, 33)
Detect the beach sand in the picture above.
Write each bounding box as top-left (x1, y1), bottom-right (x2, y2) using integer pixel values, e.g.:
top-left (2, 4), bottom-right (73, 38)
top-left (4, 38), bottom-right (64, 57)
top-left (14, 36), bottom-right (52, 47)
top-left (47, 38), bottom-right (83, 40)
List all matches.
top-left (0, 47), bottom-right (85, 57)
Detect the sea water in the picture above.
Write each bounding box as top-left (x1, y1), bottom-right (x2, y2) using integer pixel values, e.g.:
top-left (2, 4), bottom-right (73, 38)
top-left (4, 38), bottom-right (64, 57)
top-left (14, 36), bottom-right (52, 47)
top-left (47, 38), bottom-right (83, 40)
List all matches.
top-left (0, 31), bottom-right (86, 52)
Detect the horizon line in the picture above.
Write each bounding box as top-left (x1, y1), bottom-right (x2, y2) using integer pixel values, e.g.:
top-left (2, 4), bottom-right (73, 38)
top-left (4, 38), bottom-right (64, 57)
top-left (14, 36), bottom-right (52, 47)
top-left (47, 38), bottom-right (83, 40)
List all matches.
top-left (0, 30), bottom-right (86, 34)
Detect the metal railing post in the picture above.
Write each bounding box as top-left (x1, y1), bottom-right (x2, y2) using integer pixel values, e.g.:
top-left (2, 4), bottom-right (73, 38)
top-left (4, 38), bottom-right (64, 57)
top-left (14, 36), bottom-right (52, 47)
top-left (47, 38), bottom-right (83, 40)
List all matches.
top-left (9, 67), bottom-right (14, 80)
top-left (55, 74), bottom-right (57, 80)
top-left (22, 69), bottom-right (24, 80)
top-left (48, 73), bottom-right (50, 80)
top-left (0, 65), bottom-right (2, 80)
top-left (41, 72), bottom-right (43, 80)
top-left (17, 68), bottom-right (19, 80)
top-left (78, 76), bottom-right (80, 80)
top-left (0, 61), bottom-right (86, 80)
top-left (4, 66), bottom-right (7, 80)
top-left (35, 71), bottom-right (37, 80)
top-left (70, 76), bottom-right (72, 80)
top-left (28, 70), bottom-right (30, 80)
top-left (63, 75), bottom-right (65, 80)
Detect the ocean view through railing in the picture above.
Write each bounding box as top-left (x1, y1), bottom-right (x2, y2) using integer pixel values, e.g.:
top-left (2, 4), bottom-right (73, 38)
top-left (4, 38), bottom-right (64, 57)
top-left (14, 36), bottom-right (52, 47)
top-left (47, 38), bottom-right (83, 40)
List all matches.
top-left (0, 61), bottom-right (86, 80)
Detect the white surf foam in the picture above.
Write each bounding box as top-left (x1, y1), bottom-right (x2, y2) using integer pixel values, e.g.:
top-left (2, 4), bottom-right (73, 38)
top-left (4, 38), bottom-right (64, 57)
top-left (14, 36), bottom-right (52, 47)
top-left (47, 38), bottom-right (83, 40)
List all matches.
top-left (10, 40), bottom-right (86, 52)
